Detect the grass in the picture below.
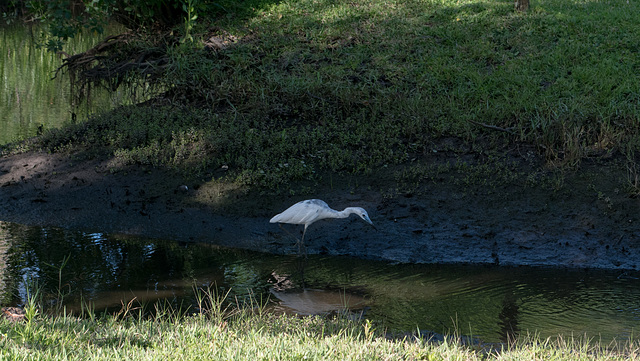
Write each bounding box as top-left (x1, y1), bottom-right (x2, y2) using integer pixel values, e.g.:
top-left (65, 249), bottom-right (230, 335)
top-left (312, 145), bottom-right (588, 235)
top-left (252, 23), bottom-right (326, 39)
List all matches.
top-left (3, 0), bottom-right (638, 194)
top-left (2, 286), bottom-right (639, 361)
top-left (1, 2), bottom-right (638, 358)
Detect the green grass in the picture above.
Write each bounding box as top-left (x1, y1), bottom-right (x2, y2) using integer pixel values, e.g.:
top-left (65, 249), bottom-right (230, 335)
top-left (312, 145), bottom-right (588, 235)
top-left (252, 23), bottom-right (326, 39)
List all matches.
top-left (2, 2), bottom-right (638, 357)
top-left (2, 290), bottom-right (638, 361)
top-left (3, 0), bottom-right (640, 192)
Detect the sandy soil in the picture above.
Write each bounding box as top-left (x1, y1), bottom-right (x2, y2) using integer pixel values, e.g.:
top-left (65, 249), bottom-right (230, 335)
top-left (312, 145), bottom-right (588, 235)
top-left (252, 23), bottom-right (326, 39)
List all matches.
top-left (1, 150), bottom-right (639, 270)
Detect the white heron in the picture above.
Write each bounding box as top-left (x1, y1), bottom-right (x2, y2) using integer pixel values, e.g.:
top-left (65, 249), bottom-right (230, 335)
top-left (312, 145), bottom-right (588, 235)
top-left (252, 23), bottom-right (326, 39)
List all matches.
top-left (269, 199), bottom-right (375, 254)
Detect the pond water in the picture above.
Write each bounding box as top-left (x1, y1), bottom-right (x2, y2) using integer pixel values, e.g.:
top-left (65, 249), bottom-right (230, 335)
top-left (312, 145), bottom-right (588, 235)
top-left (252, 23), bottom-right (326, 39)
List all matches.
top-left (1, 220), bottom-right (639, 345)
top-left (0, 24), bottom-right (125, 146)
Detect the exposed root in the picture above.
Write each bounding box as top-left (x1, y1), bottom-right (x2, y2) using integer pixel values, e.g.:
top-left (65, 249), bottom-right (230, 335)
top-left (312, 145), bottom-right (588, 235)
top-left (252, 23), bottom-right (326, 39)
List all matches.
top-left (54, 32), bottom-right (171, 106)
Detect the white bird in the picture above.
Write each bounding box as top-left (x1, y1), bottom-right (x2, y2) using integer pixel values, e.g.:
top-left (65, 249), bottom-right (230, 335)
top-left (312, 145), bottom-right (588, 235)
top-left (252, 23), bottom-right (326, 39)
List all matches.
top-left (270, 199), bottom-right (375, 254)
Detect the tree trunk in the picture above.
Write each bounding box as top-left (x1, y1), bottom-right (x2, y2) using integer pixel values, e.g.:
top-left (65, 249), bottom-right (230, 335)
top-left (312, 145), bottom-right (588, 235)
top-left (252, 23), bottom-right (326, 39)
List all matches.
top-left (515, 0), bottom-right (529, 11)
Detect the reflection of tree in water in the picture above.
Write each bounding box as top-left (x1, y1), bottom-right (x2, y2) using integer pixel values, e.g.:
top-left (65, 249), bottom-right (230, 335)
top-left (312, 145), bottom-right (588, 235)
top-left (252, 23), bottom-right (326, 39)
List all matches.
top-left (498, 291), bottom-right (520, 342)
top-left (0, 223), bottom-right (234, 308)
top-left (0, 223), bottom-right (285, 313)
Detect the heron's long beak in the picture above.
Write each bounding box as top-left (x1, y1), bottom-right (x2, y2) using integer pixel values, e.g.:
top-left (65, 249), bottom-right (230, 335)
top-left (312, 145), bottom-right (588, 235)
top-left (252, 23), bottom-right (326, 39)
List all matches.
top-left (363, 215), bottom-right (377, 231)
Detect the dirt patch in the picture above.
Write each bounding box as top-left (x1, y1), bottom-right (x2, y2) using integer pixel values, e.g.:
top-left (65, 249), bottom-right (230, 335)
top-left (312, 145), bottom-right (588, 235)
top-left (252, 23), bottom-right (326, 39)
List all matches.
top-left (1, 150), bottom-right (639, 270)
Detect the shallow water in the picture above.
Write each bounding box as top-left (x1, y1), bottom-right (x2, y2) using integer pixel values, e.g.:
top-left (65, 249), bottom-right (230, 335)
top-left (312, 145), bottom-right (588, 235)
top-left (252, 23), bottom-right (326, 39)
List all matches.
top-left (0, 24), bottom-right (124, 145)
top-left (1, 220), bottom-right (639, 344)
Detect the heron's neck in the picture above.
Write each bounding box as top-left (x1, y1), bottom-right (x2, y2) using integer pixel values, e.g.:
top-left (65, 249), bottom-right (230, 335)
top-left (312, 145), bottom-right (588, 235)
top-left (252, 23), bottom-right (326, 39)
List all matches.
top-left (336, 207), bottom-right (359, 219)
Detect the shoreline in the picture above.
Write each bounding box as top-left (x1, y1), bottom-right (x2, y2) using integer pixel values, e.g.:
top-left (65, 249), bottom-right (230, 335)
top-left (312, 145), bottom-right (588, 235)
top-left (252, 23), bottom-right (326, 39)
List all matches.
top-left (1, 150), bottom-right (639, 270)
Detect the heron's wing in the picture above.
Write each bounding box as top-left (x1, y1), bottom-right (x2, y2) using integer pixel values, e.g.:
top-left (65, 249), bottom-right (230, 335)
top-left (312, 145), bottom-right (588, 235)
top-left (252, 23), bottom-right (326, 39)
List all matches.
top-left (270, 199), bottom-right (333, 225)
top-left (305, 199), bottom-right (329, 208)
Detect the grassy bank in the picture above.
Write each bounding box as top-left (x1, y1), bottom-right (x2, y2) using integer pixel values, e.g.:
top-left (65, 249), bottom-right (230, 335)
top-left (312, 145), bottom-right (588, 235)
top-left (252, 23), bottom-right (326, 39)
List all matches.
top-left (2, 0), bottom-right (638, 194)
top-left (1, 1), bottom-right (638, 358)
top-left (1, 294), bottom-right (638, 361)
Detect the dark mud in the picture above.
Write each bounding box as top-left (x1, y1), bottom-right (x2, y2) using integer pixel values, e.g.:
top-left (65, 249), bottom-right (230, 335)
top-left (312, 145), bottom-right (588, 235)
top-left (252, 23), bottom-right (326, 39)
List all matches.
top-left (1, 150), bottom-right (639, 270)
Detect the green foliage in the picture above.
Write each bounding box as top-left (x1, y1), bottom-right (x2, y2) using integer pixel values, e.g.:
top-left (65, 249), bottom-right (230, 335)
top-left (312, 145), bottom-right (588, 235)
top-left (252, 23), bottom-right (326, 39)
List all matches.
top-left (23, 277), bottom-right (41, 324)
top-left (10, 0), bottom-right (640, 192)
top-left (23, 0), bottom-right (110, 52)
top-left (180, 0), bottom-right (198, 43)
top-left (22, 0), bottom-right (214, 51)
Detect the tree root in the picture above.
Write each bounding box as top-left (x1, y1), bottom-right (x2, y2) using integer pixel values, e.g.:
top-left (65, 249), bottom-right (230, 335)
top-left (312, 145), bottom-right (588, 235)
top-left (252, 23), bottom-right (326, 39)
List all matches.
top-left (54, 32), bottom-right (170, 106)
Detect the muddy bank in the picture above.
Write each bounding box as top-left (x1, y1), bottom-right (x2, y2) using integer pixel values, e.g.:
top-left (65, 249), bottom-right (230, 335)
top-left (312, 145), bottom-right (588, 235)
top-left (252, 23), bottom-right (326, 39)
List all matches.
top-left (1, 150), bottom-right (639, 270)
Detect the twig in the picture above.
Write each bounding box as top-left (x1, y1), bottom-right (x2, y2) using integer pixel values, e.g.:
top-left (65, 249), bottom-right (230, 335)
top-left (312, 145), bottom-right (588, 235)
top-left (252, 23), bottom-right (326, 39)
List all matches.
top-left (468, 120), bottom-right (516, 135)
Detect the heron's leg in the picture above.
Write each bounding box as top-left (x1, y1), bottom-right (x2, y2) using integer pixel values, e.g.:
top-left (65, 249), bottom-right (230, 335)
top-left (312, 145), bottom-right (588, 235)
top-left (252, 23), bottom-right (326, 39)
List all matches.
top-left (278, 224), bottom-right (306, 256)
top-left (278, 224), bottom-right (299, 241)
top-left (300, 226), bottom-right (308, 258)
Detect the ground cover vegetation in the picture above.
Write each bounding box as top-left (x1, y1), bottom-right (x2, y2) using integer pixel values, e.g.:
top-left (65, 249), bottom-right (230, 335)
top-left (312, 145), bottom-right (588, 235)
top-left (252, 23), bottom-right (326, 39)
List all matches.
top-left (2, 286), bottom-right (639, 360)
top-left (2, 0), bottom-right (640, 358)
top-left (2, 0), bottom-right (639, 194)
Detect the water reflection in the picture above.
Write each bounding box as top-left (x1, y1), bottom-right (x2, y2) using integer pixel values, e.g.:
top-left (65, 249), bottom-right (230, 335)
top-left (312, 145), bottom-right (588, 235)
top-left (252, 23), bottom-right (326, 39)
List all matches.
top-left (1, 220), bottom-right (639, 344)
top-left (0, 24), bottom-right (123, 145)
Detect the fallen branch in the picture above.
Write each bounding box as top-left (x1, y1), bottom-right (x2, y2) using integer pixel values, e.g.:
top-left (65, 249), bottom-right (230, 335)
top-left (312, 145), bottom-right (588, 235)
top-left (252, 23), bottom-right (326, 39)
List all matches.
top-left (468, 120), bottom-right (516, 135)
